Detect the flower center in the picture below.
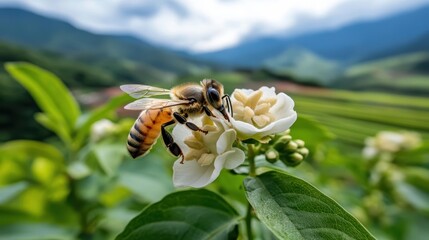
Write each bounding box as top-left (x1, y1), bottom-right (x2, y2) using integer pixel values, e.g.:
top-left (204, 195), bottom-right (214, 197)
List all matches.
top-left (232, 89), bottom-right (277, 128)
top-left (183, 125), bottom-right (217, 166)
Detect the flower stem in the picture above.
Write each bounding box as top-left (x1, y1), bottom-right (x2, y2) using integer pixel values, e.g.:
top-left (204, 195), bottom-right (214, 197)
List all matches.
top-left (248, 144), bottom-right (256, 177)
top-left (246, 144), bottom-right (257, 239)
top-left (245, 202), bottom-right (254, 240)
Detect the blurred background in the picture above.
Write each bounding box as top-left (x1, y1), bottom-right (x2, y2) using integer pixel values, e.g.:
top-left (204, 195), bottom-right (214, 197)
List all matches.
top-left (0, 0), bottom-right (428, 239)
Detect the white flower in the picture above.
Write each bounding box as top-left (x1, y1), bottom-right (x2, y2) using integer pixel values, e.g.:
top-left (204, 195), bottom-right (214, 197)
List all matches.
top-left (229, 87), bottom-right (297, 140)
top-left (362, 131), bottom-right (422, 159)
top-left (375, 131), bottom-right (406, 152)
top-left (91, 119), bottom-right (116, 141)
top-left (375, 131), bottom-right (421, 152)
top-left (172, 116), bottom-right (245, 188)
top-left (362, 145), bottom-right (378, 159)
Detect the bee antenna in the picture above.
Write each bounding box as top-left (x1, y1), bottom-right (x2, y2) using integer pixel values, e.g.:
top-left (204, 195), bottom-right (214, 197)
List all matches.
top-left (222, 95), bottom-right (233, 117)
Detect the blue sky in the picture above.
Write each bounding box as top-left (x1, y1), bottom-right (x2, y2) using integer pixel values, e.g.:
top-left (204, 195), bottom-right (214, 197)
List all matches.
top-left (1, 0), bottom-right (429, 52)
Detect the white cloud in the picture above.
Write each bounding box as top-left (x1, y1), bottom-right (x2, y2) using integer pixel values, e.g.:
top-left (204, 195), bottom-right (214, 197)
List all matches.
top-left (289, 0), bottom-right (429, 35)
top-left (0, 0), bottom-right (428, 52)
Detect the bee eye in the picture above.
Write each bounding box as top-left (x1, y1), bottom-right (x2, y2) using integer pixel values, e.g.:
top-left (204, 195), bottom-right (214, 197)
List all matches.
top-left (208, 88), bottom-right (220, 105)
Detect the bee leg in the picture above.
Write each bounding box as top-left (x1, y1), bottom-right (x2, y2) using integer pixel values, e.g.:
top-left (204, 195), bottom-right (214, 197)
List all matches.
top-left (172, 143), bottom-right (185, 164)
top-left (161, 120), bottom-right (184, 163)
top-left (203, 105), bottom-right (215, 117)
top-left (173, 112), bottom-right (208, 134)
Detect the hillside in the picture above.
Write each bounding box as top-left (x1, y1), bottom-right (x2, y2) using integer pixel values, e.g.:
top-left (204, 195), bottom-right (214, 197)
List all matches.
top-left (0, 7), bottom-right (205, 81)
top-left (366, 32), bottom-right (429, 61)
top-left (333, 52), bottom-right (429, 95)
top-left (262, 47), bottom-right (341, 85)
top-left (196, 5), bottom-right (429, 68)
top-left (0, 41), bottom-right (119, 87)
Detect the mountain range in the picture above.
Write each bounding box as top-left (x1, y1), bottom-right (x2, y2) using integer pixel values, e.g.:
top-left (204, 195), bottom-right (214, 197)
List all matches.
top-left (196, 5), bottom-right (429, 68)
top-left (0, 6), bottom-right (428, 91)
top-left (0, 7), bottom-right (205, 84)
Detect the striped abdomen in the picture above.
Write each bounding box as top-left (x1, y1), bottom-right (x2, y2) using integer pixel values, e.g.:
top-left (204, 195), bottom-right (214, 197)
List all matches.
top-left (127, 108), bottom-right (173, 158)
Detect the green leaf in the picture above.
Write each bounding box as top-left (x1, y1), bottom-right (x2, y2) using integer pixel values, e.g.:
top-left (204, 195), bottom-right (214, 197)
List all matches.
top-left (118, 153), bottom-right (174, 203)
top-left (35, 113), bottom-right (72, 145)
top-left (0, 182), bottom-right (28, 204)
top-left (92, 143), bottom-right (126, 176)
top-left (0, 223), bottom-right (76, 240)
top-left (0, 140), bottom-right (63, 163)
top-left (5, 62), bottom-right (81, 140)
top-left (244, 171), bottom-right (375, 240)
top-left (395, 180), bottom-right (429, 211)
top-left (74, 93), bottom-right (133, 148)
top-left (67, 161), bottom-right (91, 180)
top-left (402, 167), bottom-right (429, 193)
top-left (116, 189), bottom-right (240, 240)
top-left (292, 115), bottom-right (334, 152)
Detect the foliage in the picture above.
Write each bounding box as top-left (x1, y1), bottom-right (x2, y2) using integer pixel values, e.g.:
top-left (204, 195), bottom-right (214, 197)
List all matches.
top-left (6, 63), bottom-right (81, 144)
top-left (244, 171), bottom-right (374, 240)
top-left (117, 189), bottom-right (240, 240)
top-left (0, 63), bottom-right (138, 239)
top-left (1, 63), bottom-right (428, 240)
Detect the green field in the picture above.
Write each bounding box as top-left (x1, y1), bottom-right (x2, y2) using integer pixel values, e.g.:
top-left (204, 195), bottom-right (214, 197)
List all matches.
top-left (336, 52), bottom-right (429, 95)
top-left (290, 89), bottom-right (429, 145)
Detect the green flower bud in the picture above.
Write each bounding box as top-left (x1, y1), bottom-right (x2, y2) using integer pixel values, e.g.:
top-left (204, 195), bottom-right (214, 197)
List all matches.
top-left (298, 147), bottom-right (309, 157)
top-left (281, 152), bottom-right (304, 167)
top-left (273, 135), bottom-right (292, 151)
top-left (265, 148), bottom-right (279, 163)
top-left (277, 135), bottom-right (292, 144)
top-left (295, 139), bottom-right (305, 148)
top-left (285, 141), bottom-right (298, 151)
top-left (290, 152), bottom-right (304, 162)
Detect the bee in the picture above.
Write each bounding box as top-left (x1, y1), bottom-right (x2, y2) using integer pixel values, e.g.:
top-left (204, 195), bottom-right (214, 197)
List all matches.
top-left (120, 79), bottom-right (232, 162)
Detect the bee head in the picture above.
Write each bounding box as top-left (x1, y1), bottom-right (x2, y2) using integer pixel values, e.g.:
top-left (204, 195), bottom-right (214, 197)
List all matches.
top-left (201, 79), bottom-right (230, 121)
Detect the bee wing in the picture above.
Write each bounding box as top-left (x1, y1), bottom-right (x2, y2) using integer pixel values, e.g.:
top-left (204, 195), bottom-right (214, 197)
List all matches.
top-left (120, 84), bottom-right (171, 98)
top-left (124, 98), bottom-right (191, 110)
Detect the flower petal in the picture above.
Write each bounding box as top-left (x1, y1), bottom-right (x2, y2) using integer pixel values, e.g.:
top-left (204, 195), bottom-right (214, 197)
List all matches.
top-left (259, 86), bottom-right (277, 99)
top-left (260, 112), bottom-right (297, 137)
top-left (270, 93), bottom-right (295, 119)
top-left (229, 86), bottom-right (298, 140)
top-left (216, 129), bottom-right (236, 154)
top-left (172, 159), bottom-right (215, 188)
top-left (218, 148), bottom-right (245, 169)
top-left (230, 111), bottom-right (297, 140)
